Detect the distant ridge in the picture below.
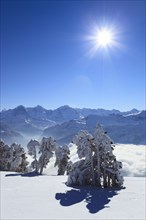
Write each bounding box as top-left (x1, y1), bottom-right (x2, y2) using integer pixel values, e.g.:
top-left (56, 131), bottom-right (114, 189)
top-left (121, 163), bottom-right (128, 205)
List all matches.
top-left (0, 105), bottom-right (145, 145)
top-left (1, 105), bottom-right (140, 116)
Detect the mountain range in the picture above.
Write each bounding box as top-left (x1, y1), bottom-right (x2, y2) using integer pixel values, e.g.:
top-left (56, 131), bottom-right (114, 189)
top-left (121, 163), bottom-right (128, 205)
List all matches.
top-left (0, 105), bottom-right (145, 145)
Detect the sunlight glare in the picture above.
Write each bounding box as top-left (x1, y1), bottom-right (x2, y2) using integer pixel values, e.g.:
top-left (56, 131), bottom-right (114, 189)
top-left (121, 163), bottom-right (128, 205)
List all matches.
top-left (96, 28), bottom-right (113, 47)
top-left (84, 23), bottom-right (124, 58)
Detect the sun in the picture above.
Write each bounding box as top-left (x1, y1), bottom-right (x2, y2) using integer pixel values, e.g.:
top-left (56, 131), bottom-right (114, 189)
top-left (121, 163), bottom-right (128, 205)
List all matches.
top-left (96, 28), bottom-right (113, 47)
top-left (84, 23), bottom-right (123, 57)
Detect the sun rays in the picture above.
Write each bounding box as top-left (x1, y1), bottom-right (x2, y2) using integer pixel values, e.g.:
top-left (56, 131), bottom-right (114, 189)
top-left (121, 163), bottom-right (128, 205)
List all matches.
top-left (84, 22), bottom-right (124, 58)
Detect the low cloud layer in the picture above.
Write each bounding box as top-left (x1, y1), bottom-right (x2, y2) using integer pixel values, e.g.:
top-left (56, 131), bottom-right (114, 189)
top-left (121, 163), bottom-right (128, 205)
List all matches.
top-left (114, 144), bottom-right (146, 177)
top-left (69, 143), bottom-right (146, 177)
top-left (28, 144), bottom-right (146, 177)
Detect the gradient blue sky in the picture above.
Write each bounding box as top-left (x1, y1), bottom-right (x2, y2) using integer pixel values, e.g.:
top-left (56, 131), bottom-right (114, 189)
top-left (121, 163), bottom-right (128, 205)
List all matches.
top-left (1, 0), bottom-right (145, 111)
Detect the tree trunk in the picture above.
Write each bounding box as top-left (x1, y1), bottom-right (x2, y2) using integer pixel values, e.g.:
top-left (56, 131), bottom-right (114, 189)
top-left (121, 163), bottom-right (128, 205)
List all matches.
top-left (39, 165), bottom-right (44, 175)
top-left (107, 174), bottom-right (111, 187)
top-left (39, 155), bottom-right (44, 175)
top-left (34, 150), bottom-right (38, 174)
top-left (103, 154), bottom-right (107, 187)
top-left (97, 145), bottom-right (101, 187)
top-left (91, 152), bottom-right (95, 185)
top-left (35, 158), bottom-right (38, 173)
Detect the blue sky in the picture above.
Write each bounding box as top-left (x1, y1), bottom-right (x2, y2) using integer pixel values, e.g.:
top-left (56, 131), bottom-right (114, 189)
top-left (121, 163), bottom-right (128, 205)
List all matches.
top-left (1, 0), bottom-right (145, 111)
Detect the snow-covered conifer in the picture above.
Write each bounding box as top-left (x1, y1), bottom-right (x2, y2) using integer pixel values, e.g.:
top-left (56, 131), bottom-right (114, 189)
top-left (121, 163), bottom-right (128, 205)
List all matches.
top-left (39, 137), bottom-right (56, 174)
top-left (27, 137), bottom-right (56, 175)
top-left (94, 124), bottom-right (123, 187)
top-left (27, 139), bottom-right (40, 173)
top-left (54, 145), bottom-right (70, 175)
top-left (0, 140), bottom-right (11, 171)
top-left (67, 124), bottom-right (124, 188)
top-left (66, 161), bottom-right (73, 175)
top-left (9, 143), bottom-right (29, 172)
top-left (0, 140), bottom-right (29, 172)
top-left (67, 131), bottom-right (96, 186)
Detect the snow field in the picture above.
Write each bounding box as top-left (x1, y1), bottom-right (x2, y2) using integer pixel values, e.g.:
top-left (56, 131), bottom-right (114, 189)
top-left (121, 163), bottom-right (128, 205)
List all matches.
top-left (1, 172), bottom-right (145, 220)
top-left (1, 144), bottom-right (145, 219)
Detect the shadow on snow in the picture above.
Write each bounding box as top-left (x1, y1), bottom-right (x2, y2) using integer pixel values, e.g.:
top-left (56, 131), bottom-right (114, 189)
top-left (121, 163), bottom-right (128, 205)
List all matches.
top-left (55, 185), bottom-right (124, 214)
top-left (5, 171), bottom-right (40, 177)
top-left (5, 172), bottom-right (124, 213)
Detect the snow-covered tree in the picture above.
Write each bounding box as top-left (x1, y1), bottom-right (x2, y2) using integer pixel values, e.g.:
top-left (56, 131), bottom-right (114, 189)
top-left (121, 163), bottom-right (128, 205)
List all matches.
top-left (54, 145), bottom-right (70, 175)
top-left (39, 137), bottom-right (56, 174)
top-left (66, 160), bottom-right (73, 175)
top-left (67, 131), bottom-right (96, 186)
top-left (9, 143), bottom-right (29, 172)
top-left (0, 140), bottom-right (11, 171)
top-left (27, 137), bottom-right (56, 175)
top-left (94, 124), bottom-right (124, 187)
top-left (0, 140), bottom-right (28, 172)
top-left (67, 124), bottom-right (124, 188)
top-left (27, 139), bottom-right (40, 173)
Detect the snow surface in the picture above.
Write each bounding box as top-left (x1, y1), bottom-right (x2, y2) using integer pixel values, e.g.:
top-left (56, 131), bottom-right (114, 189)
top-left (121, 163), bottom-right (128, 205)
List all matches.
top-left (1, 172), bottom-right (145, 220)
top-left (1, 144), bottom-right (146, 219)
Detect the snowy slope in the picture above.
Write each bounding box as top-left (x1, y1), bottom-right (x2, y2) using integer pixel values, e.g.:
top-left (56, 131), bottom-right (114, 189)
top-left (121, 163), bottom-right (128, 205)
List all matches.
top-left (1, 172), bottom-right (145, 220)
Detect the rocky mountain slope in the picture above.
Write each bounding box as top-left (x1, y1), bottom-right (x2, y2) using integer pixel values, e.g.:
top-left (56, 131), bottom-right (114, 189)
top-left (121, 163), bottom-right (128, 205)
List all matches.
top-left (0, 105), bottom-right (145, 145)
top-left (43, 111), bottom-right (146, 145)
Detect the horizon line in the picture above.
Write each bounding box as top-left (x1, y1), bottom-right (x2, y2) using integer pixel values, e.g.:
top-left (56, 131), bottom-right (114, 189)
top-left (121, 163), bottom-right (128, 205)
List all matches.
top-left (0, 104), bottom-right (143, 112)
